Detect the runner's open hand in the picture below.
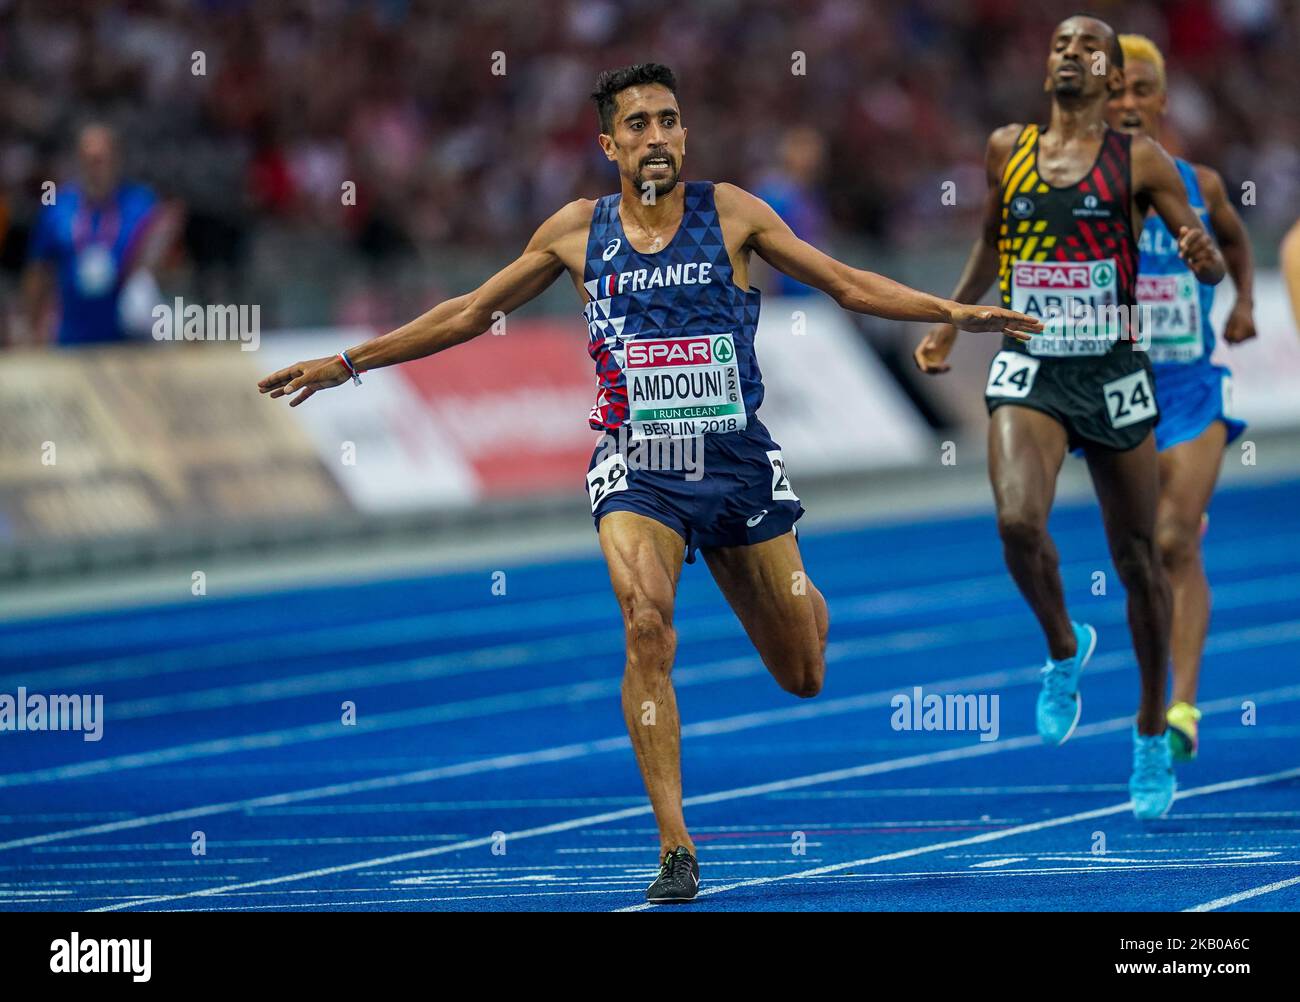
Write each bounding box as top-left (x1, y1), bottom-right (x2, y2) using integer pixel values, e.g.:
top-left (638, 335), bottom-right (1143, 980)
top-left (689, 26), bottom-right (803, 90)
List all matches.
top-left (258, 356), bottom-right (350, 407)
top-left (947, 304), bottom-right (1042, 341)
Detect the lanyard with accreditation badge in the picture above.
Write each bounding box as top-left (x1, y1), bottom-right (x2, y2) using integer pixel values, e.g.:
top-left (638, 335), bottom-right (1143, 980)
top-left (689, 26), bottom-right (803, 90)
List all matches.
top-left (71, 196), bottom-right (122, 297)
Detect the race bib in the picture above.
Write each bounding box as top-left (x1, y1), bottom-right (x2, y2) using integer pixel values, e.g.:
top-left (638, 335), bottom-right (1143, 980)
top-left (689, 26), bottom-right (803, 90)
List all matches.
top-left (586, 452), bottom-right (629, 512)
top-left (625, 332), bottom-right (747, 440)
top-left (1011, 258), bottom-right (1119, 357)
top-left (766, 449), bottom-right (798, 501)
top-left (985, 350), bottom-right (1041, 399)
top-left (1102, 369), bottom-right (1157, 429)
top-left (1137, 273), bottom-right (1204, 363)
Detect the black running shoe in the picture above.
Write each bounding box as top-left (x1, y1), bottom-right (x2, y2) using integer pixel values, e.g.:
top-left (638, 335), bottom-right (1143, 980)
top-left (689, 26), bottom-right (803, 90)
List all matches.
top-left (646, 845), bottom-right (700, 904)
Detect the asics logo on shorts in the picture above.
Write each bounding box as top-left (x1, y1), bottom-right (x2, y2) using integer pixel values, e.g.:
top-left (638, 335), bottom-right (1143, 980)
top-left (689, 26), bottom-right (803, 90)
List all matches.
top-left (746, 510), bottom-right (768, 527)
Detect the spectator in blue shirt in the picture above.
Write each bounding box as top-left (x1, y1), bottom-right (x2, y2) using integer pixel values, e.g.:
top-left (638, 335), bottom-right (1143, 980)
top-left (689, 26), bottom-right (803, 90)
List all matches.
top-left (754, 126), bottom-right (831, 298)
top-left (22, 124), bottom-right (176, 346)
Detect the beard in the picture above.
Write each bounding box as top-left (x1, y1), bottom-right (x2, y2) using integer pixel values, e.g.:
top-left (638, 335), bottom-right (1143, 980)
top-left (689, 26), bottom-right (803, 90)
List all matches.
top-left (633, 160), bottom-right (680, 198)
top-left (1052, 73), bottom-right (1086, 98)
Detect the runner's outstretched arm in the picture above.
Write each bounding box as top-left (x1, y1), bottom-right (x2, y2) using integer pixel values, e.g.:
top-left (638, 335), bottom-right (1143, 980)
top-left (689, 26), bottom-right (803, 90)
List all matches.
top-left (1133, 135), bottom-right (1225, 286)
top-left (258, 200), bottom-right (586, 407)
top-left (715, 182), bottom-right (1041, 338)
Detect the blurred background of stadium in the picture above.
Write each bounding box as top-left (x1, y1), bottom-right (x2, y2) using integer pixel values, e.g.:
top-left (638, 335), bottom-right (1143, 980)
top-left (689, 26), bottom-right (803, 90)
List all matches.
top-left (1, 0), bottom-right (1299, 606)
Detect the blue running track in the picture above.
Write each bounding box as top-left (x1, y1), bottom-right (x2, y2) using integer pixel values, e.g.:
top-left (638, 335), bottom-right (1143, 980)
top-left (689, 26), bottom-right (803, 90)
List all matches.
top-left (1, 477), bottom-right (1298, 912)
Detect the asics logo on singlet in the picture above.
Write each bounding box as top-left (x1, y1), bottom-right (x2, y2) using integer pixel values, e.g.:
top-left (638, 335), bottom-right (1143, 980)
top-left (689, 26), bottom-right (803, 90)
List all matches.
top-left (596, 261), bottom-right (714, 298)
top-left (602, 238), bottom-right (621, 261)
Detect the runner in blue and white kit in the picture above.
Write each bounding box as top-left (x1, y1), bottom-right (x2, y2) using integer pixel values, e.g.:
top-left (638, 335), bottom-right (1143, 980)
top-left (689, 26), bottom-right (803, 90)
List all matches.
top-left (259, 63), bottom-right (1041, 903)
top-left (1108, 35), bottom-right (1257, 763)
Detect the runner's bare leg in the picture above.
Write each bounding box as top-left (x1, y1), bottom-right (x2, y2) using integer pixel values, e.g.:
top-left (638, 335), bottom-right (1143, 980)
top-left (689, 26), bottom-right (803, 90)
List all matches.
top-left (1083, 432), bottom-right (1172, 735)
top-left (702, 531), bottom-right (828, 697)
top-left (599, 511), bottom-right (692, 855)
top-left (1155, 421), bottom-right (1227, 705)
top-left (988, 406), bottom-right (1075, 659)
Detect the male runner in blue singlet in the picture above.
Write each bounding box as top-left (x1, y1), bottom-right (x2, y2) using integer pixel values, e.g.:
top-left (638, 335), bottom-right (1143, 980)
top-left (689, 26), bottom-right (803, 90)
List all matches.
top-left (1106, 35), bottom-right (1256, 764)
top-left (260, 64), bottom-right (1040, 903)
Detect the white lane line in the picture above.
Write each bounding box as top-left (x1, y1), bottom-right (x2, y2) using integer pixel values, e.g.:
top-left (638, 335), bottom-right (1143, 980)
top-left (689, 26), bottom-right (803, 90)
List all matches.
top-left (0, 606), bottom-right (1087, 787)
top-left (41, 599), bottom-right (1295, 785)
top-left (771, 784), bottom-right (1129, 798)
top-left (0, 519), bottom-right (1177, 670)
top-left (6, 624), bottom-right (1300, 855)
top-left (556, 844), bottom-right (825, 853)
top-left (0, 639), bottom-right (1167, 823)
top-left (0, 573), bottom-right (1055, 710)
top-left (0, 657), bottom-right (753, 788)
top-left (616, 765), bottom-right (1300, 911)
top-left (32, 836), bottom-right (469, 852)
top-left (11, 539), bottom-right (1300, 694)
top-left (157, 890), bottom-right (638, 911)
top-left (53, 852), bottom-right (1300, 909)
top-left (1184, 874), bottom-right (1300, 912)
top-left (7, 567), bottom-right (1297, 744)
top-left (0, 735), bottom-right (630, 852)
top-left (85, 685), bottom-right (1300, 913)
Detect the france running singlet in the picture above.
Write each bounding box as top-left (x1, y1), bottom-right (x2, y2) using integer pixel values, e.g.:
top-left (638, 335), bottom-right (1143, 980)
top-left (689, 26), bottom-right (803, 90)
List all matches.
top-left (997, 124), bottom-right (1139, 356)
top-left (1137, 157), bottom-right (1217, 371)
top-left (583, 181), bottom-right (764, 439)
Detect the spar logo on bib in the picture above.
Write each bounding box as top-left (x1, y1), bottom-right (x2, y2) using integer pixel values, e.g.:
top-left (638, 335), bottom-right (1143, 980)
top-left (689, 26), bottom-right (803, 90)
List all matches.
top-left (1011, 257), bottom-right (1122, 351)
top-left (627, 337), bottom-right (711, 368)
top-left (1137, 274), bottom-right (1195, 303)
top-left (1012, 261), bottom-right (1110, 294)
top-left (1013, 261), bottom-right (1086, 292)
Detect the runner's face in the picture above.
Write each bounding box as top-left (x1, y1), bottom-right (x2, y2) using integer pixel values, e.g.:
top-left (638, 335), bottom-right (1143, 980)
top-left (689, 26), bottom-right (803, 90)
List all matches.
top-left (1106, 60), bottom-right (1166, 138)
top-left (1046, 18), bottom-right (1117, 102)
top-left (603, 84), bottom-right (685, 198)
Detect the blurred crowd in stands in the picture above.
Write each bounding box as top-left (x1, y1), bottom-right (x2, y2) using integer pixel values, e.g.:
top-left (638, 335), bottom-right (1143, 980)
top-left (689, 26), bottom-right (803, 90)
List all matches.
top-left (1, 0), bottom-right (1297, 341)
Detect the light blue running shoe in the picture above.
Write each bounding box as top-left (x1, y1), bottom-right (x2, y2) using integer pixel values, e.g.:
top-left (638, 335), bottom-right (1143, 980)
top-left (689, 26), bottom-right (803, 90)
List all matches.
top-left (1035, 621), bottom-right (1097, 745)
top-left (1130, 727), bottom-right (1177, 819)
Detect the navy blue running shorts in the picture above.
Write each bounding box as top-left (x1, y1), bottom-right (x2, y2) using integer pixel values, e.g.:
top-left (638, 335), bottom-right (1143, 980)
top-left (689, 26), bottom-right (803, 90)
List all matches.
top-left (584, 417), bottom-right (805, 563)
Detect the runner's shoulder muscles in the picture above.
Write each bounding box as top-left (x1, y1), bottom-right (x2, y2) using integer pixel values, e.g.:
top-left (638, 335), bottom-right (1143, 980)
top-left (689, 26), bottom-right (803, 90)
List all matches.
top-left (532, 198), bottom-right (597, 266)
top-left (986, 123), bottom-right (1025, 183)
top-left (980, 124), bottom-right (1025, 241)
top-left (1130, 133), bottom-right (1185, 206)
top-left (712, 181), bottom-right (772, 250)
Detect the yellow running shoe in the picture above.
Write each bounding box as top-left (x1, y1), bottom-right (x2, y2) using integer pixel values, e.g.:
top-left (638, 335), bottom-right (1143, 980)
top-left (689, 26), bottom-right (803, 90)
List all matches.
top-left (1167, 701), bottom-right (1202, 762)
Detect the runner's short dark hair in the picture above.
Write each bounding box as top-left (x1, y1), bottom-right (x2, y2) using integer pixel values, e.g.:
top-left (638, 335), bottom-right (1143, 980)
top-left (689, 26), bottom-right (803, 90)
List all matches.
top-left (1065, 12), bottom-right (1123, 70)
top-left (591, 63), bottom-right (678, 134)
